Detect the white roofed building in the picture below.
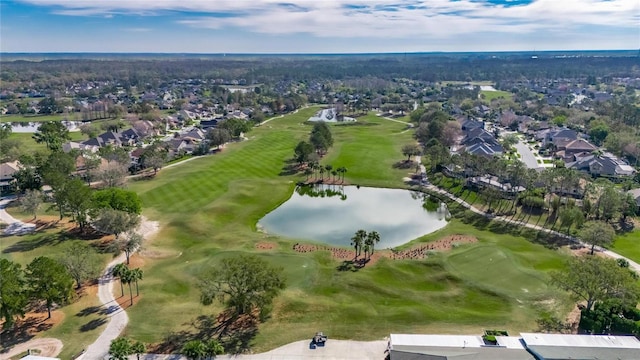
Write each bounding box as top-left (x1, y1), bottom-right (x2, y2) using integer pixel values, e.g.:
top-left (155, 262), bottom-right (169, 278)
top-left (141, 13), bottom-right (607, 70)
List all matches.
top-left (388, 333), bottom-right (640, 360)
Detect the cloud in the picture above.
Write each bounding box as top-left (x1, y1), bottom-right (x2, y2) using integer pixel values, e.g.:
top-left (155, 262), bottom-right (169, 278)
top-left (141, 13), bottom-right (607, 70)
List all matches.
top-left (19, 0), bottom-right (640, 40)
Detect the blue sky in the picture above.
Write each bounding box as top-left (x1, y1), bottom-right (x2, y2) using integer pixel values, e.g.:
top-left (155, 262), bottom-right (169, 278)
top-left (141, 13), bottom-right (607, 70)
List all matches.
top-left (1, 0), bottom-right (638, 53)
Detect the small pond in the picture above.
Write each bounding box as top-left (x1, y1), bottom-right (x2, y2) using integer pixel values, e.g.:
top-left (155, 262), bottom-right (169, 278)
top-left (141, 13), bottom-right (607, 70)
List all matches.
top-left (3, 121), bottom-right (82, 133)
top-left (258, 185), bottom-right (449, 248)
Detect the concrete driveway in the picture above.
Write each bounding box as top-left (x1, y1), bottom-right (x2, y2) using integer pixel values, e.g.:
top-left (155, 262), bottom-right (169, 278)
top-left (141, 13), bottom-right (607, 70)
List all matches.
top-left (514, 141), bottom-right (540, 169)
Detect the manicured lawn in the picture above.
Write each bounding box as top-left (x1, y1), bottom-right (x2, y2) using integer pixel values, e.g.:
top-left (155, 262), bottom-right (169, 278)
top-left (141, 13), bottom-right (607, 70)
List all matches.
top-left (5, 131), bottom-right (87, 155)
top-left (0, 114), bottom-right (74, 123)
top-left (2, 107), bottom-right (573, 353)
top-left (480, 90), bottom-right (514, 102)
top-left (612, 230), bottom-right (640, 264)
top-left (123, 107), bottom-right (570, 350)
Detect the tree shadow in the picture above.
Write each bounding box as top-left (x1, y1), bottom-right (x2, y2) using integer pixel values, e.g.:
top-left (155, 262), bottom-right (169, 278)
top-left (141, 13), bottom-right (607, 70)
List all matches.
top-left (336, 258), bottom-right (368, 272)
top-left (392, 160), bottom-right (415, 169)
top-left (79, 317), bottom-right (108, 332)
top-left (0, 316), bottom-right (53, 349)
top-left (1, 231), bottom-right (68, 253)
top-left (76, 306), bottom-right (102, 317)
top-left (279, 159), bottom-right (300, 176)
top-left (154, 310), bottom-right (259, 355)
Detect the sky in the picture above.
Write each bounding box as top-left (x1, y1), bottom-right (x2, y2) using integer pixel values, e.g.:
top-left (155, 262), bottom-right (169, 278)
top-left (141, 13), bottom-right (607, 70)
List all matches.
top-left (0, 0), bottom-right (638, 53)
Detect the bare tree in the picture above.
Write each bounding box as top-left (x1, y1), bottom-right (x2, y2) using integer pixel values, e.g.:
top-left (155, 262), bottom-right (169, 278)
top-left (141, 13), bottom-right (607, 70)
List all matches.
top-left (97, 161), bottom-right (129, 188)
top-left (19, 189), bottom-right (43, 220)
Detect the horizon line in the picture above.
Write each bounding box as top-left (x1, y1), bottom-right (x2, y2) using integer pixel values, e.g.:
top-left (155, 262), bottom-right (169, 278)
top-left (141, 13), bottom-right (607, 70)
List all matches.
top-left (0, 49), bottom-right (638, 56)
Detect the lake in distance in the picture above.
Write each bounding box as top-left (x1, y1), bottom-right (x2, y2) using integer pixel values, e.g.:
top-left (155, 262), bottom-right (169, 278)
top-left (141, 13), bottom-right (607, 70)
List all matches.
top-left (258, 185), bottom-right (448, 248)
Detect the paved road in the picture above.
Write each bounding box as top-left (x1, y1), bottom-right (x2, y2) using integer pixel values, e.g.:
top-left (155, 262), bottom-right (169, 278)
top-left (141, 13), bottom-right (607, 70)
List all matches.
top-left (128, 340), bottom-right (388, 360)
top-left (514, 141), bottom-right (540, 169)
top-left (0, 197), bottom-right (36, 235)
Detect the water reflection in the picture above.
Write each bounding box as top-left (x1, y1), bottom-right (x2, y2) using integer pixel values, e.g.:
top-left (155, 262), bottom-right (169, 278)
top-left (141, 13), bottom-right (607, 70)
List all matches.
top-left (5, 121), bottom-right (82, 133)
top-left (259, 185), bottom-right (448, 248)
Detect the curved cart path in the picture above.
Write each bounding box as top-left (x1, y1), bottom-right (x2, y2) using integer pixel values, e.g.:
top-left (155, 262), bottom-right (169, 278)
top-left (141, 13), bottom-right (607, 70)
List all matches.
top-left (0, 197), bottom-right (36, 235)
top-left (79, 218), bottom-right (160, 360)
top-left (422, 183), bottom-right (640, 273)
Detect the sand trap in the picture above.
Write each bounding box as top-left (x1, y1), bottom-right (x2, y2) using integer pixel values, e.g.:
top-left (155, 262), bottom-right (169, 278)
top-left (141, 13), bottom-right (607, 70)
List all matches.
top-left (256, 242), bottom-right (277, 250)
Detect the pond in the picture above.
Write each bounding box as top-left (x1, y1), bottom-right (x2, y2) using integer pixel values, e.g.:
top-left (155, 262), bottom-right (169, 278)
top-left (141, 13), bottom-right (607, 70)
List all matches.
top-left (4, 121), bottom-right (82, 133)
top-left (258, 185), bottom-right (449, 248)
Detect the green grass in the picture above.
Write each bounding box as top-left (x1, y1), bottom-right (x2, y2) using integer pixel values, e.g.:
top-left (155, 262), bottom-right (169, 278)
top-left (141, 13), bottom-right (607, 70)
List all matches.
top-left (5, 131), bottom-right (87, 155)
top-left (0, 114), bottom-right (72, 123)
top-left (480, 90), bottom-right (514, 102)
top-left (123, 107), bottom-right (571, 350)
top-left (3, 107), bottom-right (573, 353)
top-left (1, 207), bottom-right (111, 359)
top-left (44, 286), bottom-right (109, 360)
top-left (612, 230), bottom-right (640, 264)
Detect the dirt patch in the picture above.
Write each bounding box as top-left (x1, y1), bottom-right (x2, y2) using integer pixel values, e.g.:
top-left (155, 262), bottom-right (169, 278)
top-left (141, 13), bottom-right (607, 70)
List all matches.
top-left (0, 338), bottom-right (63, 359)
top-left (139, 249), bottom-right (177, 259)
top-left (115, 291), bottom-right (142, 310)
top-left (138, 216), bottom-right (160, 241)
top-left (0, 309), bottom-right (64, 352)
top-left (565, 303), bottom-right (583, 334)
top-left (390, 234), bottom-right (478, 260)
top-left (255, 242), bottom-right (277, 251)
top-left (127, 254), bottom-right (145, 268)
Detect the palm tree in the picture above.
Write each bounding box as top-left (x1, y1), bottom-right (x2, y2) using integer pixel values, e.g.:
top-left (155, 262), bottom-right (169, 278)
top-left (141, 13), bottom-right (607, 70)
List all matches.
top-left (325, 164), bottom-right (333, 182)
top-left (121, 269), bottom-right (135, 306)
top-left (109, 337), bottom-right (133, 360)
top-left (131, 268), bottom-right (143, 297)
top-left (337, 166), bottom-right (347, 183)
top-left (319, 167), bottom-right (325, 181)
top-left (331, 170), bottom-right (338, 183)
top-left (365, 231), bottom-right (381, 260)
top-left (350, 229), bottom-right (367, 260)
top-left (181, 340), bottom-right (207, 360)
top-left (111, 263), bottom-right (128, 298)
top-left (310, 161), bottom-right (319, 180)
top-left (205, 339), bottom-right (224, 359)
top-left (304, 168), bottom-right (313, 181)
top-left (132, 341), bottom-right (146, 360)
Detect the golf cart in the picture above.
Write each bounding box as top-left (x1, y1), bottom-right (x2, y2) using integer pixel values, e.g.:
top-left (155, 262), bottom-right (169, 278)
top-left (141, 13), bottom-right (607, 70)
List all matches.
top-left (312, 331), bottom-right (328, 347)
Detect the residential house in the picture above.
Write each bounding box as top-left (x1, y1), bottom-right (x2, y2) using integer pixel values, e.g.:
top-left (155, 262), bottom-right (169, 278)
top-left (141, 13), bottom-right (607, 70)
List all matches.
top-left (167, 138), bottom-right (188, 158)
top-left (465, 175), bottom-right (525, 198)
top-left (628, 188), bottom-right (640, 207)
top-left (460, 128), bottom-right (503, 157)
top-left (539, 127), bottom-right (578, 147)
top-left (457, 116), bottom-right (484, 131)
top-left (62, 141), bottom-right (99, 154)
top-left (129, 147), bottom-right (146, 168)
top-left (82, 129), bottom-right (141, 148)
top-left (74, 153), bottom-right (109, 176)
top-left (182, 128), bottom-right (206, 142)
top-left (0, 161), bottom-right (20, 193)
top-left (555, 139), bottom-right (598, 162)
top-left (132, 120), bottom-right (158, 138)
top-left (567, 152), bottom-right (636, 179)
top-left (199, 119), bottom-right (219, 130)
